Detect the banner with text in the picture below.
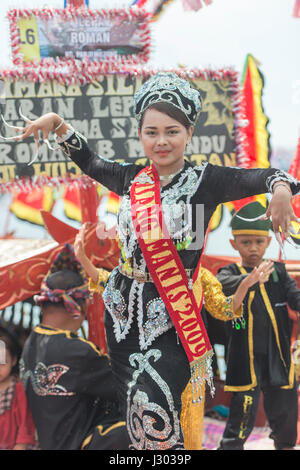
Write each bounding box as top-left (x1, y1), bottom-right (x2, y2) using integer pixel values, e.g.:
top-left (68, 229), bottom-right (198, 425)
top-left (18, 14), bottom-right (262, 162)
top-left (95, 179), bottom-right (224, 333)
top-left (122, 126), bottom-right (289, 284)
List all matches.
top-left (0, 73), bottom-right (238, 188)
top-left (9, 8), bottom-right (151, 64)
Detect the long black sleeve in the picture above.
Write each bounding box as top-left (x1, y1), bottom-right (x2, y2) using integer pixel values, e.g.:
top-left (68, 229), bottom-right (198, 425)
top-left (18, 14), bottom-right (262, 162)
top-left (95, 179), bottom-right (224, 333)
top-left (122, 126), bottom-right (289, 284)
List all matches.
top-left (202, 164), bottom-right (300, 206)
top-left (58, 131), bottom-right (142, 195)
top-left (59, 132), bottom-right (300, 199)
top-left (216, 265), bottom-right (247, 296)
top-left (282, 268), bottom-right (300, 312)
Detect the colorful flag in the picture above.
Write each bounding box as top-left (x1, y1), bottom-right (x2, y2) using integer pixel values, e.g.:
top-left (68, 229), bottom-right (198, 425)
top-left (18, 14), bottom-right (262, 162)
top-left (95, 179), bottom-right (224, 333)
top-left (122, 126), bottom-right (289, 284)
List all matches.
top-left (225, 54), bottom-right (270, 214)
top-left (288, 137), bottom-right (300, 245)
top-left (63, 185), bottom-right (82, 222)
top-left (10, 187), bottom-right (54, 226)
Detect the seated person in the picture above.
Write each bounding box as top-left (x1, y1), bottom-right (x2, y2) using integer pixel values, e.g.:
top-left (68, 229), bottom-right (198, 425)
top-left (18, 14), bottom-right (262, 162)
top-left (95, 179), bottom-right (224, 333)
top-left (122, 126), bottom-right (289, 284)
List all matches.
top-left (0, 321), bottom-right (36, 450)
top-left (20, 244), bottom-right (129, 450)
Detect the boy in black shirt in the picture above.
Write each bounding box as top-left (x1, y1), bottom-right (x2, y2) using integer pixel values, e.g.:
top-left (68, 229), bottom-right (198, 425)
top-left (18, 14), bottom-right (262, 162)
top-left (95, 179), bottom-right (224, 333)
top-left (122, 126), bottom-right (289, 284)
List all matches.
top-left (217, 202), bottom-right (300, 450)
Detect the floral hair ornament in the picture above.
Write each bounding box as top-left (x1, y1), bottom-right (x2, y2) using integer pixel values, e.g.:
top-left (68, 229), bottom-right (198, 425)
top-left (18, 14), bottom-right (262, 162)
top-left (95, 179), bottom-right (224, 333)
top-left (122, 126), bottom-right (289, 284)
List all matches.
top-left (133, 72), bottom-right (202, 126)
top-left (34, 243), bottom-right (89, 319)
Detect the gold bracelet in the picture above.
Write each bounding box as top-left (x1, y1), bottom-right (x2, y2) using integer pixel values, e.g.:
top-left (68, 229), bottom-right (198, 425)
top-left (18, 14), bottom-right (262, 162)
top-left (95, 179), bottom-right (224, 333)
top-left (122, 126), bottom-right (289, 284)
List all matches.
top-left (88, 268), bottom-right (110, 295)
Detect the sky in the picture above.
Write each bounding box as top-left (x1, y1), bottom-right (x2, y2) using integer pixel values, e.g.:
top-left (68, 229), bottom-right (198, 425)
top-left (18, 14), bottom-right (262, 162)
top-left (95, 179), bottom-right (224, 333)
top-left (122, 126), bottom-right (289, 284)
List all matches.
top-left (0, 0), bottom-right (299, 259)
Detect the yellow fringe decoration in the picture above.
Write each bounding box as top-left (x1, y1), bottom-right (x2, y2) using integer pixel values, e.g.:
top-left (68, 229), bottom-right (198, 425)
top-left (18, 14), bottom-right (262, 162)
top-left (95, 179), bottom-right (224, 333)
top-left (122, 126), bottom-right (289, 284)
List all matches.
top-left (180, 381), bottom-right (205, 450)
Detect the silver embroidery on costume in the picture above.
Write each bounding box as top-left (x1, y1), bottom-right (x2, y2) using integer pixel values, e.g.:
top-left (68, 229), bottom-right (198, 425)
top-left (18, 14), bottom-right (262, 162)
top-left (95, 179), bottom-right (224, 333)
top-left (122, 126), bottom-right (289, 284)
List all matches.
top-left (19, 359), bottom-right (75, 397)
top-left (266, 170), bottom-right (299, 194)
top-left (102, 268), bottom-right (130, 341)
top-left (114, 164), bottom-right (208, 347)
top-left (126, 349), bottom-right (183, 450)
top-left (117, 164), bottom-right (207, 262)
top-left (139, 298), bottom-right (173, 350)
top-left (134, 173), bottom-right (154, 185)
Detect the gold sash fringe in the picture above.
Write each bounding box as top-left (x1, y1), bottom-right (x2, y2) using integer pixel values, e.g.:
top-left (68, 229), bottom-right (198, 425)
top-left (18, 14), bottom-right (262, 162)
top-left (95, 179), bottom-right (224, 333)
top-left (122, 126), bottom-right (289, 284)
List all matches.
top-left (181, 381), bottom-right (205, 450)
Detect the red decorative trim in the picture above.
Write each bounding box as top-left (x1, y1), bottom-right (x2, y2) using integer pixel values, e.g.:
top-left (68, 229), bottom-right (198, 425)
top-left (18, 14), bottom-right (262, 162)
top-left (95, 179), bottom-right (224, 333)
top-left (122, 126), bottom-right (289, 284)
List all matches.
top-left (0, 174), bottom-right (97, 195)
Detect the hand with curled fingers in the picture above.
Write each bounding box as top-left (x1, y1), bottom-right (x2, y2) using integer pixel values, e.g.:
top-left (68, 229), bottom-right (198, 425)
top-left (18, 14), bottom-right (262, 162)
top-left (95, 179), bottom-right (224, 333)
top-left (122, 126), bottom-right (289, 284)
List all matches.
top-left (244, 260), bottom-right (275, 288)
top-left (0, 111), bottom-right (68, 165)
top-left (266, 182), bottom-right (300, 242)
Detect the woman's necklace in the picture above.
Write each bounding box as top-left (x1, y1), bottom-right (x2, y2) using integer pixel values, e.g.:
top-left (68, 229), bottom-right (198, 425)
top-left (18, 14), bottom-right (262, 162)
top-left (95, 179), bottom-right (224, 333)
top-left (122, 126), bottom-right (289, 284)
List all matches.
top-left (159, 166), bottom-right (184, 182)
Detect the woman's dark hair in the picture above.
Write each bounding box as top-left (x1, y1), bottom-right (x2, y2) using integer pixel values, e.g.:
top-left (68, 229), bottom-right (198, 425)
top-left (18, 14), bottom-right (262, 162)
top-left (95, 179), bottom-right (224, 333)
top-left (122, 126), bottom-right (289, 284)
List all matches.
top-left (0, 326), bottom-right (22, 375)
top-left (139, 101), bottom-right (191, 131)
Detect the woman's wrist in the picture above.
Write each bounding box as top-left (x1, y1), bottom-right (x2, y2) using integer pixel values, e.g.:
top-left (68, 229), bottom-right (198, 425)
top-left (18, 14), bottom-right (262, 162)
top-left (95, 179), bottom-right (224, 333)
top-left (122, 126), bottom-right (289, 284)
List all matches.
top-left (272, 181), bottom-right (292, 197)
top-left (51, 113), bottom-right (62, 130)
top-left (51, 113), bottom-right (70, 138)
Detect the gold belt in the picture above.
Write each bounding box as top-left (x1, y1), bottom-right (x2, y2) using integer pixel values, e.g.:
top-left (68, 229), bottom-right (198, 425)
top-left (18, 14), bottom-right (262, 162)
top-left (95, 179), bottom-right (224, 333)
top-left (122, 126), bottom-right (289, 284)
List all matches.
top-left (118, 263), bottom-right (195, 284)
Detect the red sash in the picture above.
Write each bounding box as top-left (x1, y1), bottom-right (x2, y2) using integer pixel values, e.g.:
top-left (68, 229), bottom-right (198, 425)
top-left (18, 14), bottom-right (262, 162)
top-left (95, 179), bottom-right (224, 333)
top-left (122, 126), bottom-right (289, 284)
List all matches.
top-left (130, 165), bottom-right (214, 403)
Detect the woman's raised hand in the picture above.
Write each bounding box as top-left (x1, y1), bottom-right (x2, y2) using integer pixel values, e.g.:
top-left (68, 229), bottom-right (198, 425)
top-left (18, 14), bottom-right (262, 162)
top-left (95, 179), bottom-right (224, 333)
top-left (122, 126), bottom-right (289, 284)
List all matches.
top-left (74, 223), bottom-right (88, 265)
top-left (266, 183), bottom-right (299, 239)
top-left (13, 112), bottom-right (62, 143)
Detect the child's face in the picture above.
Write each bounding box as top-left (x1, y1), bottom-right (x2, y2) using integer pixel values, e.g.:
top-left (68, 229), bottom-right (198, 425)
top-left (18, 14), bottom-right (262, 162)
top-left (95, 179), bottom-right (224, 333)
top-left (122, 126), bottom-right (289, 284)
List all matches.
top-left (230, 235), bottom-right (271, 267)
top-left (0, 347), bottom-right (16, 384)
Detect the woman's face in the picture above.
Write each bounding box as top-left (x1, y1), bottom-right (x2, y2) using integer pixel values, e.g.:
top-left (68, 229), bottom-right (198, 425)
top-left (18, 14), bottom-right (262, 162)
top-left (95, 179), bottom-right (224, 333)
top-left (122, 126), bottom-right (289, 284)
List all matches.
top-left (138, 108), bottom-right (193, 174)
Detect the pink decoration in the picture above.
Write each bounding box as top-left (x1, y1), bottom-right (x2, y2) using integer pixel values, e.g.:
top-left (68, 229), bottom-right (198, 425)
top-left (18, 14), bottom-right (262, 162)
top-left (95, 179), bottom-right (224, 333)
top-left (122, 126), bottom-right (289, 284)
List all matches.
top-left (182, 0), bottom-right (212, 12)
top-left (293, 0), bottom-right (300, 17)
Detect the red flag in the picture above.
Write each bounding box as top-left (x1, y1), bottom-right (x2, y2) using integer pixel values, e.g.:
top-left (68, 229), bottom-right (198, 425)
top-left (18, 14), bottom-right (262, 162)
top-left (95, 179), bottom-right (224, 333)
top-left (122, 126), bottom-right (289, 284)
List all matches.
top-left (289, 137), bottom-right (300, 218)
top-left (10, 187), bottom-right (54, 226)
top-left (293, 0), bottom-right (300, 18)
top-left (63, 185), bottom-right (82, 222)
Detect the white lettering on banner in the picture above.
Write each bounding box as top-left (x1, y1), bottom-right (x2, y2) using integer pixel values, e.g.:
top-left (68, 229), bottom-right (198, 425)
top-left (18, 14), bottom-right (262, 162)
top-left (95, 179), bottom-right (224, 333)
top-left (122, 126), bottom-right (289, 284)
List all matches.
top-left (88, 119), bottom-right (105, 139)
top-left (187, 135), bottom-right (226, 154)
top-left (124, 139), bottom-right (144, 158)
top-left (89, 97), bottom-right (109, 117)
top-left (111, 119), bottom-right (127, 139)
top-left (13, 81), bottom-right (36, 99)
top-left (90, 96), bottom-right (133, 118)
top-left (0, 144), bottom-right (12, 164)
top-left (69, 31), bottom-right (110, 45)
top-left (56, 98), bottom-right (75, 118)
top-left (96, 140), bottom-right (115, 159)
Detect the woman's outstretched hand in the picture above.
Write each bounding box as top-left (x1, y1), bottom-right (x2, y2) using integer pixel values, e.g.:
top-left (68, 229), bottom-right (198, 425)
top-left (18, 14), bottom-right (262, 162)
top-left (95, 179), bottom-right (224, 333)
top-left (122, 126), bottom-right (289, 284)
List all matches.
top-left (266, 183), bottom-right (299, 239)
top-left (13, 113), bottom-right (63, 142)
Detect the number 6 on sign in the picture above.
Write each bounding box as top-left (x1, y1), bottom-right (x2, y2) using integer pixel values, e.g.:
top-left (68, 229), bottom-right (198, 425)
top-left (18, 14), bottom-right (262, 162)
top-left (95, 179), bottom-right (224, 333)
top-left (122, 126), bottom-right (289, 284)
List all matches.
top-left (17, 17), bottom-right (40, 62)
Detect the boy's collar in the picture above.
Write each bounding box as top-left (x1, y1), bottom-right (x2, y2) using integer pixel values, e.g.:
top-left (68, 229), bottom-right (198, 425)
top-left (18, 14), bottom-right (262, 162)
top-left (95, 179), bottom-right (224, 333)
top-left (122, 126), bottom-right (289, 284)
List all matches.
top-left (34, 324), bottom-right (75, 336)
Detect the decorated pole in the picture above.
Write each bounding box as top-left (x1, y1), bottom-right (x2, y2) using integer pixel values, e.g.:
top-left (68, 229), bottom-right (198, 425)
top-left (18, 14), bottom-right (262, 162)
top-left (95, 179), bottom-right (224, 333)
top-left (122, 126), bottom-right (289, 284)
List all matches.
top-left (63, 0), bottom-right (106, 351)
top-left (79, 178), bottom-right (107, 352)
